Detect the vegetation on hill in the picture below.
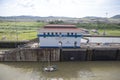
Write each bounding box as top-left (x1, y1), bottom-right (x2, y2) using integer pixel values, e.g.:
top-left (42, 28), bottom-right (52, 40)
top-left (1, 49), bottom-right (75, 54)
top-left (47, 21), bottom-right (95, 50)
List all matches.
top-left (49, 20), bottom-right (64, 24)
top-left (77, 23), bottom-right (120, 29)
top-left (111, 15), bottom-right (120, 19)
top-left (77, 23), bottom-right (120, 36)
top-left (0, 20), bottom-right (120, 41)
top-left (0, 21), bottom-right (45, 41)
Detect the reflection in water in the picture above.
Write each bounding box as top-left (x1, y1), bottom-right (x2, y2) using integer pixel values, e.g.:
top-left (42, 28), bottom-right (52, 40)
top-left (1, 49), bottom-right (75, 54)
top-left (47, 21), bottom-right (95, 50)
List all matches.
top-left (0, 64), bottom-right (41, 80)
top-left (0, 61), bottom-right (120, 80)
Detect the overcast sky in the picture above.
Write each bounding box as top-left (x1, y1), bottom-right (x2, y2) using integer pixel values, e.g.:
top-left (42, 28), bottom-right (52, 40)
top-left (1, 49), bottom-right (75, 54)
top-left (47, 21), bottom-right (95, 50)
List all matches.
top-left (0, 0), bottom-right (120, 18)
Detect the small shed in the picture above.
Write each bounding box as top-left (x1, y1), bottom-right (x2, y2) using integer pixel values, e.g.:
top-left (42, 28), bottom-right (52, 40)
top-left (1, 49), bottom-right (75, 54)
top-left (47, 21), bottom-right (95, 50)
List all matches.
top-left (37, 24), bottom-right (84, 48)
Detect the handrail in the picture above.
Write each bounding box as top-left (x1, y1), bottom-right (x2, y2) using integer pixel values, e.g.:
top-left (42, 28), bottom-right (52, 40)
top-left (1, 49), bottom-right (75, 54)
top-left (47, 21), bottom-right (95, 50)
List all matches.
top-left (82, 37), bottom-right (89, 43)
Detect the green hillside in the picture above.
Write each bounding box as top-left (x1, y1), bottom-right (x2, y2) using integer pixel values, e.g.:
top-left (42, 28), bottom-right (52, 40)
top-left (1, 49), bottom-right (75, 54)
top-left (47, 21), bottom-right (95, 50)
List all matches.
top-left (0, 21), bottom-right (45, 41)
top-left (0, 20), bottom-right (120, 41)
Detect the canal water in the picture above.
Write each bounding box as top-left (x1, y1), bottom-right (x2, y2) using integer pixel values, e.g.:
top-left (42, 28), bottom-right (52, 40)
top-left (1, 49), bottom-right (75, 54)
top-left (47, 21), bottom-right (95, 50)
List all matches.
top-left (0, 61), bottom-right (120, 80)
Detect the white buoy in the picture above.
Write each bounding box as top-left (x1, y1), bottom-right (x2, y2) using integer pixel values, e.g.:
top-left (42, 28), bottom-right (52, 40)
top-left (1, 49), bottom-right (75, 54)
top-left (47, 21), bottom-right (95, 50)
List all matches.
top-left (43, 65), bottom-right (57, 72)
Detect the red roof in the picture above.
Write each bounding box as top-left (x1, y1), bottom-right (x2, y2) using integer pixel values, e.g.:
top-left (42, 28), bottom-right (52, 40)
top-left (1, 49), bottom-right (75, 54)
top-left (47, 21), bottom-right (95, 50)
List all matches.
top-left (40, 28), bottom-right (82, 32)
top-left (44, 24), bottom-right (76, 28)
top-left (39, 24), bottom-right (84, 33)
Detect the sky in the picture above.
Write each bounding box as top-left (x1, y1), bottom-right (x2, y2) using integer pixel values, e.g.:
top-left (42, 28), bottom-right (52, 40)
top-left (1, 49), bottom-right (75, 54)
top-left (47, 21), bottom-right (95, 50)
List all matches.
top-left (0, 0), bottom-right (120, 18)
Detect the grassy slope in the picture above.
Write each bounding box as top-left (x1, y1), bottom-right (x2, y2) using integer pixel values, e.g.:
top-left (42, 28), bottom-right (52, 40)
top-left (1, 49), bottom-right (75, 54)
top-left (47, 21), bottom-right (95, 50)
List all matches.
top-left (77, 23), bottom-right (120, 36)
top-left (98, 29), bottom-right (120, 36)
top-left (0, 22), bottom-right (119, 41)
top-left (0, 21), bottom-right (45, 41)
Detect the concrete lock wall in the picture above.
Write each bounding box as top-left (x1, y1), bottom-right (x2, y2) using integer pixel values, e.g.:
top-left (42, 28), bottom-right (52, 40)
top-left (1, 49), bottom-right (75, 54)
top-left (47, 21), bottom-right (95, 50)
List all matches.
top-left (0, 54), bottom-right (4, 61)
top-left (117, 49), bottom-right (120, 60)
top-left (2, 48), bottom-right (60, 61)
top-left (0, 48), bottom-right (120, 61)
top-left (60, 48), bottom-right (120, 61)
top-left (60, 49), bottom-right (87, 61)
top-left (92, 48), bottom-right (118, 61)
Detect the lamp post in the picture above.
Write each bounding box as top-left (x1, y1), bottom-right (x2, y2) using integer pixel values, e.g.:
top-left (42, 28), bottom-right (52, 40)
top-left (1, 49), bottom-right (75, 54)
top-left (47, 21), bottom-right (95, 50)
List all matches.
top-left (103, 12), bottom-right (108, 36)
top-left (15, 17), bottom-right (18, 47)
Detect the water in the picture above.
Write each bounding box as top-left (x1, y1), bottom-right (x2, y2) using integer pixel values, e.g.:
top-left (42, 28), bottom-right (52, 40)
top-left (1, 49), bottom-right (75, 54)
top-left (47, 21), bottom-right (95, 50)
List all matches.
top-left (81, 37), bottom-right (120, 43)
top-left (0, 61), bottom-right (120, 80)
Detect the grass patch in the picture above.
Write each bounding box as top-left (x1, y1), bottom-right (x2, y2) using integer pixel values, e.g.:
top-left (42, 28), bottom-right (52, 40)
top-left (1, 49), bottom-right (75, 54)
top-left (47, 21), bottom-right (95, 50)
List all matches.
top-left (98, 29), bottom-right (120, 36)
top-left (77, 23), bottom-right (120, 36)
top-left (0, 22), bottom-right (120, 41)
top-left (0, 21), bottom-right (45, 41)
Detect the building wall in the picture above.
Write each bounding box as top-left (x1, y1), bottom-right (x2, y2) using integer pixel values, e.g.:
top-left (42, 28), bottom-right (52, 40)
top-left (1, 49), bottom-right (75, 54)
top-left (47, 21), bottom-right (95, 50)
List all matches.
top-left (39, 36), bottom-right (81, 48)
top-left (38, 32), bottom-right (82, 48)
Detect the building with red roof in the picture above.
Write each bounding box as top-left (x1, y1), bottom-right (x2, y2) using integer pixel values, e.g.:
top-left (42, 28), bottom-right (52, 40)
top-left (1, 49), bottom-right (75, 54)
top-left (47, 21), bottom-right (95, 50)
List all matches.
top-left (38, 24), bottom-right (85, 48)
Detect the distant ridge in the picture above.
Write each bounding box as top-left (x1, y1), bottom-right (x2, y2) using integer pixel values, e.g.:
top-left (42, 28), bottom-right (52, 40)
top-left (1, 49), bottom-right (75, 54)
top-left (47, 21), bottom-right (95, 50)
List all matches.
top-left (0, 15), bottom-right (120, 23)
top-left (83, 16), bottom-right (103, 19)
top-left (111, 15), bottom-right (120, 19)
top-left (0, 15), bottom-right (78, 22)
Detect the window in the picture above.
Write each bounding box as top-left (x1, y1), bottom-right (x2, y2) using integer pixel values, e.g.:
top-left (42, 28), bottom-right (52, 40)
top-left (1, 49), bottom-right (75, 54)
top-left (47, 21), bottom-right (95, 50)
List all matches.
top-left (47, 32), bottom-right (50, 35)
top-left (51, 32), bottom-right (54, 35)
top-left (71, 33), bottom-right (73, 35)
top-left (43, 32), bottom-right (46, 35)
top-left (43, 33), bottom-right (46, 38)
top-left (59, 32), bottom-right (62, 37)
top-left (55, 32), bottom-right (58, 35)
top-left (67, 33), bottom-right (69, 35)
top-left (75, 33), bottom-right (77, 38)
top-left (59, 32), bottom-right (61, 35)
